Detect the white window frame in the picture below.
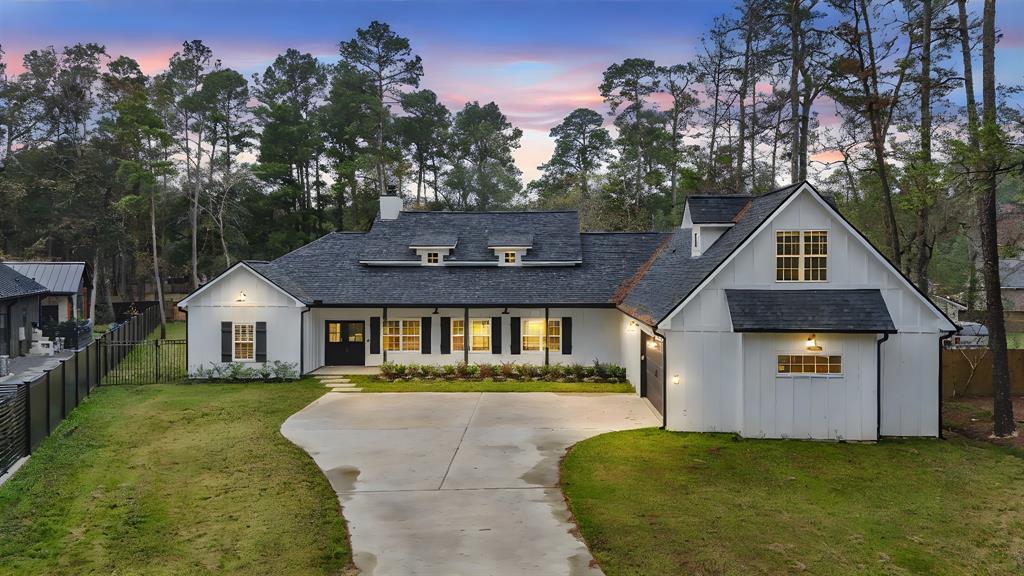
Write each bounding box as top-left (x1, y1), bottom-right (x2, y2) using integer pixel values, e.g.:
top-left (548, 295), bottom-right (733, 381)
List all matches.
top-left (470, 318), bottom-right (491, 352)
top-left (426, 252), bottom-right (440, 265)
top-left (775, 230), bottom-right (828, 282)
top-left (383, 319), bottom-right (421, 352)
top-left (451, 319), bottom-right (465, 352)
top-left (776, 353), bottom-right (843, 377)
top-left (521, 318), bottom-right (561, 352)
top-left (233, 322), bottom-right (255, 362)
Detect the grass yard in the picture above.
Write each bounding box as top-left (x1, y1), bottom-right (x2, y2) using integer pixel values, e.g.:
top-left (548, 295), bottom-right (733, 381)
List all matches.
top-left (347, 374), bottom-right (634, 393)
top-left (147, 320), bottom-right (186, 340)
top-left (562, 429), bottom-right (1024, 576)
top-left (0, 381), bottom-right (351, 576)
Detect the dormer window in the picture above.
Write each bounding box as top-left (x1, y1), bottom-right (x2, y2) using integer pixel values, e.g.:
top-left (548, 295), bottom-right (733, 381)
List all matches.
top-left (504, 251), bottom-right (517, 264)
top-left (427, 252), bottom-right (439, 265)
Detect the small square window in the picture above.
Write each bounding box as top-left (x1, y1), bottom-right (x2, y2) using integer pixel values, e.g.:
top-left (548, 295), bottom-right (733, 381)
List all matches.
top-left (427, 252), bottom-right (439, 264)
top-left (504, 251), bottom-right (517, 264)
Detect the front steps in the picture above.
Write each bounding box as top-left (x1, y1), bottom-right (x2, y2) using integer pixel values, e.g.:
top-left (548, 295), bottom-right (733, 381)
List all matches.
top-left (315, 375), bottom-right (363, 393)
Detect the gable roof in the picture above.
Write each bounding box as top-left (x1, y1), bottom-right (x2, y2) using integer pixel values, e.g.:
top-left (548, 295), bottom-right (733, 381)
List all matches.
top-left (725, 289), bottom-right (896, 333)
top-left (0, 264), bottom-right (49, 301)
top-left (358, 211), bottom-right (582, 264)
top-left (248, 231), bottom-right (667, 306)
top-left (3, 261), bottom-right (87, 294)
top-left (176, 261), bottom-right (307, 309)
top-left (687, 195), bottom-right (753, 224)
top-left (618, 183), bottom-right (801, 324)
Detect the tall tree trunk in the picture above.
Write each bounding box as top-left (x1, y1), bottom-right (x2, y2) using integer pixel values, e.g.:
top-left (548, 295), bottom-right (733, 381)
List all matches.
top-left (789, 0), bottom-right (801, 183)
top-left (978, 0), bottom-right (1015, 437)
top-left (914, 0), bottom-right (934, 288)
top-left (190, 135), bottom-right (203, 290)
top-left (149, 184), bottom-right (167, 339)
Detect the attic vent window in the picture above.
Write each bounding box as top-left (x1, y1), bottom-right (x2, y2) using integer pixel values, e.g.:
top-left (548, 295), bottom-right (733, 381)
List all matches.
top-left (504, 251), bottom-right (517, 264)
top-left (427, 252), bottom-right (439, 264)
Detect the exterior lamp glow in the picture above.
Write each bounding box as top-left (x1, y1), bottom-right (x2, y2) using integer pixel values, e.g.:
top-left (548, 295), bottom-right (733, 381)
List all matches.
top-left (805, 333), bottom-right (822, 352)
top-left (672, 374), bottom-right (680, 385)
top-left (626, 320), bottom-right (639, 334)
top-left (236, 290), bottom-right (247, 303)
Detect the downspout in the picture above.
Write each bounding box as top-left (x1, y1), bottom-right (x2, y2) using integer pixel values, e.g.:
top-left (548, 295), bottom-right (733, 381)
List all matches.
top-left (876, 332), bottom-right (890, 441)
top-left (300, 308), bottom-right (309, 375)
top-left (938, 330), bottom-right (956, 439)
top-left (653, 326), bottom-right (667, 430)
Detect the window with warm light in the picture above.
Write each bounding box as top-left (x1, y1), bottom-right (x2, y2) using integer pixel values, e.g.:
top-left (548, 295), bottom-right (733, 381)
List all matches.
top-left (328, 323), bottom-right (342, 343)
top-left (546, 319), bottom-right (561, 351)
top-left (426, 252), bottom-right (439, 264)
top-left (233, 323), bottom-right (255, 361)
top-left (777, 354), bottom-right (841, 375)
top-left (521, 318), bottom-right (561, 352)
top-left (383, 319), bottom-right (420, 351)
top-left (470, 319), bottom-right (491, 352)
top-left (776, 230), bottom-right (827, 281)
top-left (452, 319), bottom-right (465, 351)
top-left (504, 251), bottom-right (517, 264)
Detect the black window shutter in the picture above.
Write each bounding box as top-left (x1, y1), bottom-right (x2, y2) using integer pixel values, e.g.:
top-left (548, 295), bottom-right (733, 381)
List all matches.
top-left (561, 317), bottom-right (573, 355)
top-left (255, 321), bottom-right (267, 362)
top-left (221, 322), bottom-right (232, 362)
top-left (510, 317), bottom-right (521, 355)
top-left (370, 317), bottom-right (381, 354)
top-left (421, 317), bottom-right (432, 354)
top-left (440, 317), bottom-right (451, 354)
top-left (491, 317), bottom-right (501, 354)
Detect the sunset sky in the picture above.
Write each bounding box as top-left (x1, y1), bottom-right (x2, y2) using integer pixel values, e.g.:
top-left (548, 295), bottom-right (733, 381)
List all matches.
top-left (3, 0), bottom-right (1023, 182)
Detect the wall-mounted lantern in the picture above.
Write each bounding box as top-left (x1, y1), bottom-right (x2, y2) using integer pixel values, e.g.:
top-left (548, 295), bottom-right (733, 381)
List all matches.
top-left (626, 320), bottom-right (639, 334)
top-left (805, 333), bottom-right (822, 352)
top-left (236, 290), bottom-right (247, 303)
top-left (672, 374), bottom-right (680, 385)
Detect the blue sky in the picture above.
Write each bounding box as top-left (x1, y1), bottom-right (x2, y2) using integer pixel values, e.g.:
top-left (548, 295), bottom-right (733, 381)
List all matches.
top-left (2, 0), bottom-right (1022, 181)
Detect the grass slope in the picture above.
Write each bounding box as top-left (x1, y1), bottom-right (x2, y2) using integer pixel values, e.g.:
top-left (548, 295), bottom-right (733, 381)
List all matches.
top-left (348, 375), bottom-right (634, 393)
top-left (0, 381), bottom-right (350, 576)
top-left (562, 429), bottom-right (1024, 576)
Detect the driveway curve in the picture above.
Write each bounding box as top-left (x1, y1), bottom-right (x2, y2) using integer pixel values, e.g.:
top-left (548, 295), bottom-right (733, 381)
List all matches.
top-left (282, 392), bottom-right (660, 576)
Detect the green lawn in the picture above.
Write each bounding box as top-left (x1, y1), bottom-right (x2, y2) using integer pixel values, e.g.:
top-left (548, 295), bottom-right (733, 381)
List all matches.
top-left (147, 320), bottom-right (186, 340)
top-left (562, 429), bottom-right (1024, 576)
top-left (0, 380), bottom-right (351, 576)
top-left (347, 375), bottom-right (634, 393)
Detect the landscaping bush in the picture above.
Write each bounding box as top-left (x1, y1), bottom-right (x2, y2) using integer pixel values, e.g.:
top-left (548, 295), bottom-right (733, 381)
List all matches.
top-left (373, 361), bottom-right (627, 384)
top-left (190, 361), bottom-right (298, 382)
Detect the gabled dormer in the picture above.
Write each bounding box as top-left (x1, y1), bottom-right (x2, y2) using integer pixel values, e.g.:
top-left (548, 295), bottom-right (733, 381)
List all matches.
top-left (488, 233), bottom-right (533, 267)
top-left (682, 195), bottom-right (749, 257)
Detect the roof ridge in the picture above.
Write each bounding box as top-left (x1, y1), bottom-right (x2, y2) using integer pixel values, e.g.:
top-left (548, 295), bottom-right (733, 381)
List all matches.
top-left (398, 210), bottom-right (579, 215)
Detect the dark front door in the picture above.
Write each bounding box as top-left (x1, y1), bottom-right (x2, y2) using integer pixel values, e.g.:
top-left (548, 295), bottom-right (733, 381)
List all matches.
top-left (325, 321), bottom-right (366, 365)
top-left (641, 332), bottom-right (665, 416)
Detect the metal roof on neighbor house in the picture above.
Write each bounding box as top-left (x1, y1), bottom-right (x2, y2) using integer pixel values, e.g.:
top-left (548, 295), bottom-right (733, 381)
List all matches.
top-left (725, 289), bottom-right (897, 333)
top-left (1000, 259), bottom-right (1024, 288)
top-left (0, 264), bottom-right (49, 301)
top-left (3, 261), bottom-right (87, 294)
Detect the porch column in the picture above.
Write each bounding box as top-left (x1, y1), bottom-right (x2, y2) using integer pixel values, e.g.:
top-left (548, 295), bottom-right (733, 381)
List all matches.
top-left (544, 307), bottom-right (550, 366)
top-left (464, 307), bottom-right (470, 364)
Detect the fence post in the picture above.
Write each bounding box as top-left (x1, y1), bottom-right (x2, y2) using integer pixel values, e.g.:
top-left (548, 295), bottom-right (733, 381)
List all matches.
top-left (155, 340), bottom-right (161, 383)
top-left (45, 371), bottom-right (51, 433)
top-left (23, 382), bottom-right (32, 456)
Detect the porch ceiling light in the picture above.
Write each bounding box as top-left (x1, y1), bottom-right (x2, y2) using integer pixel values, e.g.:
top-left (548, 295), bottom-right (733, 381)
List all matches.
top-left (236, 290), bottom-right (247, 303)
top-left (806, 333), bottom-right (822, 352)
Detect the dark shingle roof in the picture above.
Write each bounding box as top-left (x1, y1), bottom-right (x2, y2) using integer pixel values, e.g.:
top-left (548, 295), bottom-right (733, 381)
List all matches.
top-left (0, 264), bottom-right (49, 301)
top-left (409, 233), bottom-right (458, 248)
top-left (487, 232), bottom-right (534, 248)
top-left (3, 261), bottom-right (86, 294)
top-left (358, 211), bottom-right (581, 263)
top-left (725, 289), bottom-right (896, 333)
top-left (687, 195), bottom-right (754, 224)
top-left (619, 183), bottom-right (803, 324)
top-left (252, 231), bottom-right (667, 306)
top-left (1000, 259), bottom-right (1024, 288)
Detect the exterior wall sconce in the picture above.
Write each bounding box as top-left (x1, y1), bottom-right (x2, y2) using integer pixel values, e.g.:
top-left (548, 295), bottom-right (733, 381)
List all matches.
top-left (432, 307), bottom-right (439, 315)
top-left (236, 290), bottom-right (247, 303)
top-left (805, 333), bottom-right (822, 352)
top-left (501, 307), bottom-right (510, 314)
top-left (648, 339), bottom-right (660, 350)
top-left (626, 320), bottom-right (639, 334)
top-left (672, 374), bottom-right (680, 385)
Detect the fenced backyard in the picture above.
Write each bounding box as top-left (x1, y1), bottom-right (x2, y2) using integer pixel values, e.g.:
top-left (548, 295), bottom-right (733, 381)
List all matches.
top-left (0, 306), bottom-right (186, 476)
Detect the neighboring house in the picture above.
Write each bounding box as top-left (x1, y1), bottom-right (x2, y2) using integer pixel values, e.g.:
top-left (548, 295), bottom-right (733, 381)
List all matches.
top-left (1000, 258), bottom-right (1024, 311)
top-left (179, 182), bottom-right (956, 440)
top-left (931, 295), bottom-right (966, 323)
top-left (947, 322), bottom-right (988, 348)
top-left (0, 264), bottom-right (49, 358)
top-left (2, 261), bottom-right (91, 324)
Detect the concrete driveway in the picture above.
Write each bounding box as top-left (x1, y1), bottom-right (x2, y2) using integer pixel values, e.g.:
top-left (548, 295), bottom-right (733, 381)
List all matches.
top-left (281, 392), bottom-right (660, 576)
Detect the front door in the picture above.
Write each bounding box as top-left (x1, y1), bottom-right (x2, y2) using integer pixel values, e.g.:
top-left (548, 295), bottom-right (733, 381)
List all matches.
top-left (325, 321), bottom-right (366, 365)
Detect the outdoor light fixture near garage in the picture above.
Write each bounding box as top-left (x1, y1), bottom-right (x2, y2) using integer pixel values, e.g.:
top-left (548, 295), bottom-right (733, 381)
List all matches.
top-left (236, 290), bottom-right (247, 303)
top-left (805, 333), bottom-right (822, 352)
top-left (672, 374), bottom-right (680, 385)
top-left (626, 320), bottom-right (639, 334)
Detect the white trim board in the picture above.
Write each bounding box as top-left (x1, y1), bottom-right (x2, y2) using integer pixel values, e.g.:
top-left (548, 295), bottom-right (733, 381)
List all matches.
top-left (177, 262), bottom-right (306, 309)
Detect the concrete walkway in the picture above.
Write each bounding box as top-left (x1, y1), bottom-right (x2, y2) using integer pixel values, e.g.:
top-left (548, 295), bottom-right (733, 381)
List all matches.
top-left (282, 392), bottom-right (660, 576)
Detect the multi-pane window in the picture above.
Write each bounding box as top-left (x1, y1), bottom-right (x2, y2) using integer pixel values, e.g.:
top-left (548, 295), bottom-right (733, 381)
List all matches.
top-left (383, 319), bottom-right (421, 352)
top-left (777, 354), bottom-right (842, 375)
top-left (328, 323), bottom-right (341, 343)
top-left (504, 251), bottom-right (517, 264)
top-left (233, 323), bottom-right (255, 361)
top-left (471, 319), bottom-right (491, 352)
top-left (522, 318), bottom-right (562, 352)
top-left (426, 252), bottom-right (439, 264)
top-left (776, 230), bottom-right (827, 282)
top-left (452, 319), bottom-right (465, 351)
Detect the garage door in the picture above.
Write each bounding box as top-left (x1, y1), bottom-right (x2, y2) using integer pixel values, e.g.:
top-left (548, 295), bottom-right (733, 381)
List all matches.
top-left (641, 332), bottom-right (664, 416)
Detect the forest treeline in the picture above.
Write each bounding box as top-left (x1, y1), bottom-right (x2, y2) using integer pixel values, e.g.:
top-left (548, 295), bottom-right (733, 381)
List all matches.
top-left (0, 0), bottom-right (1020, 316)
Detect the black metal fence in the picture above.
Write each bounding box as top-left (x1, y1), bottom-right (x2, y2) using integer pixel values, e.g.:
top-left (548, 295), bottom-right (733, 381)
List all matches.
top-left (0, 305), bottom-right (182, 476)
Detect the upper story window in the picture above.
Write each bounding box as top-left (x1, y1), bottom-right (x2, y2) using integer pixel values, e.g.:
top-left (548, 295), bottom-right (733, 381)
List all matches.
top-left (426, 252), bottom-right (439, 264)
top-left (776, 230), bottom-right (827, 282)
top-left (504, 251), bottom-right (517, 264)
top-left (383, 319), bottom-right (420, 352)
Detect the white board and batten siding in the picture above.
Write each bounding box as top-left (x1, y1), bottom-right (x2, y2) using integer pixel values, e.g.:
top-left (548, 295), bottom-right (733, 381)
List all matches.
top-left (661, 187), bottom-right (953, 439)
top-left (180, 265), bottom-right (304, 374)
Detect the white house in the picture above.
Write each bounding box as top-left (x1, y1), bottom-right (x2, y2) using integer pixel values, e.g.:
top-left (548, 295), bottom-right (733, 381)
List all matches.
top-left (178, 182), bottom-right (957, 441)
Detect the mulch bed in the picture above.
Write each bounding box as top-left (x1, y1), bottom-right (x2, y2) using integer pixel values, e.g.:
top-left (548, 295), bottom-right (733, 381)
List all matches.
top-left (943, 396), bottom-right (1024, 450)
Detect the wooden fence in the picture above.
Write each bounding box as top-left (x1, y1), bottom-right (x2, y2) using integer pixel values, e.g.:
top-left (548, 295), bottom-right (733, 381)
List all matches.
top-left (941, 348), bottom-right (1024, 399)
top-left (0, 305), bottom-right (171, 476)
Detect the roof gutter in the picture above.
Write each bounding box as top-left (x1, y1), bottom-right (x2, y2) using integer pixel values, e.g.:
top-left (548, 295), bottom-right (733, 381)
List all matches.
top-left (876, 332), bottom-right (890, 441)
